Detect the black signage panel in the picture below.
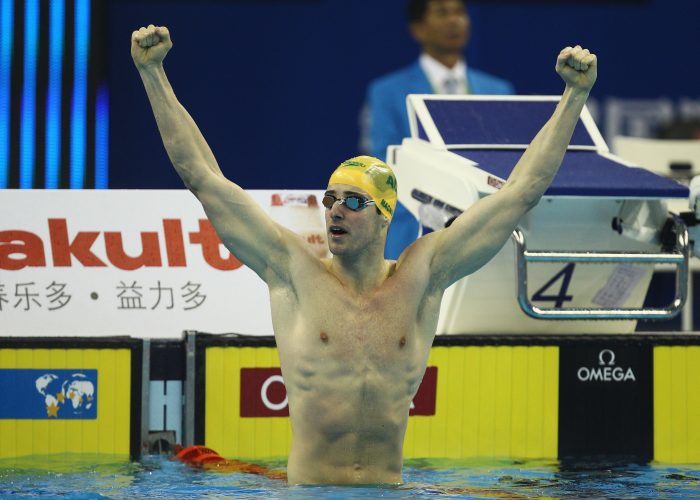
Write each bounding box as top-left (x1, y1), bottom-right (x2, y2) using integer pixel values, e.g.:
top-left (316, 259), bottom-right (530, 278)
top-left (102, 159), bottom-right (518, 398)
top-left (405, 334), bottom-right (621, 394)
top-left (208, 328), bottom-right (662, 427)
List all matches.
top-left (559, 341), bottom-right (653, 461)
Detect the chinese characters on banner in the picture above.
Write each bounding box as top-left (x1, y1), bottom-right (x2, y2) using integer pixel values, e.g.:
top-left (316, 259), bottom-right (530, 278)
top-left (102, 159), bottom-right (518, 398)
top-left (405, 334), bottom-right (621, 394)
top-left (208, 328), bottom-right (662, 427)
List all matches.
top-left (0, 280), bottom-right (207, 312)
top-left (0, 190), bottom-right (327, 338)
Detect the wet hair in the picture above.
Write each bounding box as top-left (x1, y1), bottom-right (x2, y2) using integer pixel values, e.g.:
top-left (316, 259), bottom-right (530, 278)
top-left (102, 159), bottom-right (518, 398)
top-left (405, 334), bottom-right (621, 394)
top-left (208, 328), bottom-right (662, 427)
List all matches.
top-left (407, 0), bottom-right (467, 23)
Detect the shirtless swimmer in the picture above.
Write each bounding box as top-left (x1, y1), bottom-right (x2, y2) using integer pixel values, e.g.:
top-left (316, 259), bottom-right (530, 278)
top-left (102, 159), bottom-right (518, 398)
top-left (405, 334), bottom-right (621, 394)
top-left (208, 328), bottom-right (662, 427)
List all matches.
top-left (131, 24), bottom-right (597, 485)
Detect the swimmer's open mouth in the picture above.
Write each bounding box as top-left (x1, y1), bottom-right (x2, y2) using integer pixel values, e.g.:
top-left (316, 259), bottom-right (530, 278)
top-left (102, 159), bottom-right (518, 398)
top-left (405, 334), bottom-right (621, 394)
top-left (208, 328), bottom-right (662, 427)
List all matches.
top-left (329, 226), bottom-right (347, 235)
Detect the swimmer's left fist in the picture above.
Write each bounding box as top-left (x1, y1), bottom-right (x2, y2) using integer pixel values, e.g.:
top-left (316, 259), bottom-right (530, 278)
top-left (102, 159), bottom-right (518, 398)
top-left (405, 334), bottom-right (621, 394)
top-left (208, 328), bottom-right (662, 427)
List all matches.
top-left (556, 45), bottom-right (597, 92)
top-left (131, 24), bottom-right (172, 69)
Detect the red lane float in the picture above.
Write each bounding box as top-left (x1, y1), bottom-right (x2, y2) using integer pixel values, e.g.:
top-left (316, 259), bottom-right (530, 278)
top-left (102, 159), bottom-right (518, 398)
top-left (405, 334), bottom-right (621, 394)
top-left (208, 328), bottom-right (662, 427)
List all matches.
top-left (173, 445), bottom-right (287, 480)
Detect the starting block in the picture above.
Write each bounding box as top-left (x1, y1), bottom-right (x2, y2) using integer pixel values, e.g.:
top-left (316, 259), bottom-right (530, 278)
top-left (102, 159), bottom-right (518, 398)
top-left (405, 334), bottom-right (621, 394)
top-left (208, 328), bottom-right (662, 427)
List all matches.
top-left (388, 95), bottom-right (690, 334)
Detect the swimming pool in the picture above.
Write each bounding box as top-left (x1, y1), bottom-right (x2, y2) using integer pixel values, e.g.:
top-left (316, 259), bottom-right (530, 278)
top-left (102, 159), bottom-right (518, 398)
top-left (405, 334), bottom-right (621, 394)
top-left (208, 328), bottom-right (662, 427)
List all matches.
top-left (1, 455), bottom-right (699, 499)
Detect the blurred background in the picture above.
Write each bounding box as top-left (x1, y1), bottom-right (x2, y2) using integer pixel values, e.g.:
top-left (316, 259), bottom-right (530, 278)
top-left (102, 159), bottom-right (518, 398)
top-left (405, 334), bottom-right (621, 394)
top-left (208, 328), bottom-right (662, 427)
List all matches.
top-left (0, 0), bottom-right (698, 191)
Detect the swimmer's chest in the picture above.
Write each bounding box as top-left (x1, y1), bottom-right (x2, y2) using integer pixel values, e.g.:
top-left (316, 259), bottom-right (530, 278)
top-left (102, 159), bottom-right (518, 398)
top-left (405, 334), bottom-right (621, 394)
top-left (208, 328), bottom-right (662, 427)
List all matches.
top-left (298, 280), bottom-right (419, 362)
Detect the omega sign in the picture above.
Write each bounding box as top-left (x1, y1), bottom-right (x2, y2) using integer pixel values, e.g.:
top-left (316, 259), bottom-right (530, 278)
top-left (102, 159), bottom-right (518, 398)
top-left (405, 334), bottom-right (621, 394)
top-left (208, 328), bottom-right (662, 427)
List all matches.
top-left (577, 349), bottom-right (636, 383)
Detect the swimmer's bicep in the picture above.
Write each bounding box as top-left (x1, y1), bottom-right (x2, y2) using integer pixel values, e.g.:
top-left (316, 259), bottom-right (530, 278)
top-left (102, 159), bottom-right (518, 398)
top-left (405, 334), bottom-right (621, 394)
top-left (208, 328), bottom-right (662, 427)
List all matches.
top-left (195, 177), bottom-right (295, 281)
top-left (427, 187), bottom-right (529, 288)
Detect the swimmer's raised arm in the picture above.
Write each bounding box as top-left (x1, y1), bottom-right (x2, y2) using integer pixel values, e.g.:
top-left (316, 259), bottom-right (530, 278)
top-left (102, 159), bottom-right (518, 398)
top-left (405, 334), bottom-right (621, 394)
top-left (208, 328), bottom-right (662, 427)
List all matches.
top-left (131, 25), bottom-right (296, 283)
top-left (421, 45), bottom-right (598, 290)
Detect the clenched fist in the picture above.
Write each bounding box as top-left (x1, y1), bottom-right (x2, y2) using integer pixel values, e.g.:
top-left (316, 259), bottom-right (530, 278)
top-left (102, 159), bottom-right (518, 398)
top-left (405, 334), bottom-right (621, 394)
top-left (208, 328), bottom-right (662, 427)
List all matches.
top-left (556, 45), bottom-right (597, 92)
top-left (131, 24), bottom-right (172, 69)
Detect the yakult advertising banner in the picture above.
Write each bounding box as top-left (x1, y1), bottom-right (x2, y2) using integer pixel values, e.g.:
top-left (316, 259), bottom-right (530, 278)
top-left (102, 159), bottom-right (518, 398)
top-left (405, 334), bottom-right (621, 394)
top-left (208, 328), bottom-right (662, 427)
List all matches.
top-left (0, 190), bottom-right (328, 338)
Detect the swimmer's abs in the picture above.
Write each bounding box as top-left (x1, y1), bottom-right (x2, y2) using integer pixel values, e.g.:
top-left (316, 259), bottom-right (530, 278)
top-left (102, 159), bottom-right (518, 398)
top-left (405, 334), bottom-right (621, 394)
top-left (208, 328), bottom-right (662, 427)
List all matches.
top-left (287, 407), bottom-right (407, 484)
top-left (288, 375), bottom-right (413, 436)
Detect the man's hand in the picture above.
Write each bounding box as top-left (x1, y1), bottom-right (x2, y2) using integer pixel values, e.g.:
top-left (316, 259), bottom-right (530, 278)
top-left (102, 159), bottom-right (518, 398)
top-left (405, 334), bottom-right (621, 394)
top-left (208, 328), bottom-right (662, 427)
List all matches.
top-left (556, 45), bottom-right (597, 92)
top-left (131, 25), bottom-right (172, 69)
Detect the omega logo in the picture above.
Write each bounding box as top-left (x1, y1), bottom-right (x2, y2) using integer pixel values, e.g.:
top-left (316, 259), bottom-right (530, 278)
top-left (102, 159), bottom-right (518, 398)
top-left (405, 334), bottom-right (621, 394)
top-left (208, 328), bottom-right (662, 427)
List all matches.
top-left (577, 348), bottom-right (636, 382)
top-left (260, 375), bottom-right (288, 411)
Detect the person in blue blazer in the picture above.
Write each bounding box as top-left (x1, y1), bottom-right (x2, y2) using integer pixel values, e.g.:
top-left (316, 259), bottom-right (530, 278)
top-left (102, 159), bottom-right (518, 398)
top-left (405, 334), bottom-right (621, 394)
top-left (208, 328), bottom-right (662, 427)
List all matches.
top-left (364, 0), bottom-right (515, 259)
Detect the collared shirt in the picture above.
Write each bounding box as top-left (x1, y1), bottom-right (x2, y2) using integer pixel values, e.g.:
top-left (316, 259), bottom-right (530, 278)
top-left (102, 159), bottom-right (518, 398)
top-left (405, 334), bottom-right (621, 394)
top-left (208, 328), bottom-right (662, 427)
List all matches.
top-left (419, 53), bottom-right (469, 95)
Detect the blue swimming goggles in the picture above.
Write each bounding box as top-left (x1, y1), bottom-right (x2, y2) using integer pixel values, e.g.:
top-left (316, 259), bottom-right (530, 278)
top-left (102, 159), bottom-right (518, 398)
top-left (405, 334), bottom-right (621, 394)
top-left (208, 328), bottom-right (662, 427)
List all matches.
top-left (322, 193), bottom-right (376, 211)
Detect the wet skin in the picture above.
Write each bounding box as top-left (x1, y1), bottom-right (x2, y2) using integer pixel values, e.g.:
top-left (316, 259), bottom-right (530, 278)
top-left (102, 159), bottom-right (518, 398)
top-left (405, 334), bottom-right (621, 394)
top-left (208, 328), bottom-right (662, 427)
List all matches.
top-left (131, 24), bottom-right (598, 484)
top-left (270, 227), bottom-right (444, 484)
top-left (258, 183), bottom-right (443, 484)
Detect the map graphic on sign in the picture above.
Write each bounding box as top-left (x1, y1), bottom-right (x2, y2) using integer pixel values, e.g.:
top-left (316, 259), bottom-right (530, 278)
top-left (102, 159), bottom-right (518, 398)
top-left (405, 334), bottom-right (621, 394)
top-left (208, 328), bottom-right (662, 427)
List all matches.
top-left (0, 369), bottom-right (98, 419)
top-left (35, 373), bottom-right (96, 417)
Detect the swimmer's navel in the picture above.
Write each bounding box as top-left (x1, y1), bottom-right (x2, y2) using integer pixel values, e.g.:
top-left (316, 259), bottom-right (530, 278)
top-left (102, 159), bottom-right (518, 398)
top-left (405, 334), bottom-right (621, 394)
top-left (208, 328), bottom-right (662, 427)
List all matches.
top-left (320, 331), bottom-right (329, 343)
top-left (399, 336), bottom-right (406, 348)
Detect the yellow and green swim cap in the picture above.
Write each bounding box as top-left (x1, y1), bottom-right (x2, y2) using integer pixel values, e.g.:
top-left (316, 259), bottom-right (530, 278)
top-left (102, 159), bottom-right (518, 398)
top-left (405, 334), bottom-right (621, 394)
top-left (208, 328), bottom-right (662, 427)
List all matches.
top-left (327, 156), bottom-right (398, 221)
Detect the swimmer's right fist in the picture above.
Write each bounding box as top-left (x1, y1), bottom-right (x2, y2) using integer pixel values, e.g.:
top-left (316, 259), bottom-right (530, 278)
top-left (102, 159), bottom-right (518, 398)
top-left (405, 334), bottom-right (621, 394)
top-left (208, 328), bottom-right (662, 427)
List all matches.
top-left (131, 25), bottom-right (172, 69)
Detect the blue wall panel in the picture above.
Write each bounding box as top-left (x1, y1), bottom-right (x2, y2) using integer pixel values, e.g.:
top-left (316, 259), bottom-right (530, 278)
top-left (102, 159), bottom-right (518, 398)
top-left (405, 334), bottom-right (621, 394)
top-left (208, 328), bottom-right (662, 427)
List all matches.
top-left (107, 0), bottom-right (699, 190)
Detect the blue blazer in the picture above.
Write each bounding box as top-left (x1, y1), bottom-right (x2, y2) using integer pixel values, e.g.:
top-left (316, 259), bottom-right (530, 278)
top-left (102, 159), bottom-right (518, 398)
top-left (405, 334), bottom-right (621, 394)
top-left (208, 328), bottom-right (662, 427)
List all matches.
top-left (367, 60), bottom-right (515, 160)
top-left (366, 61), bottom-right (515, 260)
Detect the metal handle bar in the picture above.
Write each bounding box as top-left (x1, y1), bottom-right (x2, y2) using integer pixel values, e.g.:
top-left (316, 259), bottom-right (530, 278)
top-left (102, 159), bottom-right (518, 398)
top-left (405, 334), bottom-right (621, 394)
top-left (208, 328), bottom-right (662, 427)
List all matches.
top-left (512, 214), bottom-right (689, 320)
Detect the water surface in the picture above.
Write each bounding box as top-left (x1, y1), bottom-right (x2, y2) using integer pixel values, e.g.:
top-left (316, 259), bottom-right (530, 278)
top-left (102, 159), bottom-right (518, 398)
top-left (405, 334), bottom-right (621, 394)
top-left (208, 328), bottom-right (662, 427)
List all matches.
top-left (1, 455), bottom-right (699, 499)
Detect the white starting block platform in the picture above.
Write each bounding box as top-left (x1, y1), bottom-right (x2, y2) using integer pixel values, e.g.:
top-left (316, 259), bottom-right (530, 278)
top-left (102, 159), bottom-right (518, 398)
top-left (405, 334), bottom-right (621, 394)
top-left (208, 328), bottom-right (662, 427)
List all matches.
top-left (389, 96), bottom-right (690, 335)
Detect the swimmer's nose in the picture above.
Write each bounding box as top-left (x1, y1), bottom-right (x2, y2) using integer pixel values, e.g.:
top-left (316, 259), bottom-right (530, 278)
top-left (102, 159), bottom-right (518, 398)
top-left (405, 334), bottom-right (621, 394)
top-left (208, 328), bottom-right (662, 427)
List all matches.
top-left (329, 202), bottom-right (345, 219)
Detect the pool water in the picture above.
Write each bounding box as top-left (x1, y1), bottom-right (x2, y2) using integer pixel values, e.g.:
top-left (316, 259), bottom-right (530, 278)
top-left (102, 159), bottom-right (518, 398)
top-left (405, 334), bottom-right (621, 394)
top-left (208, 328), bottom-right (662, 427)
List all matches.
top-left (1, 455), bottom-right (699, 499)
